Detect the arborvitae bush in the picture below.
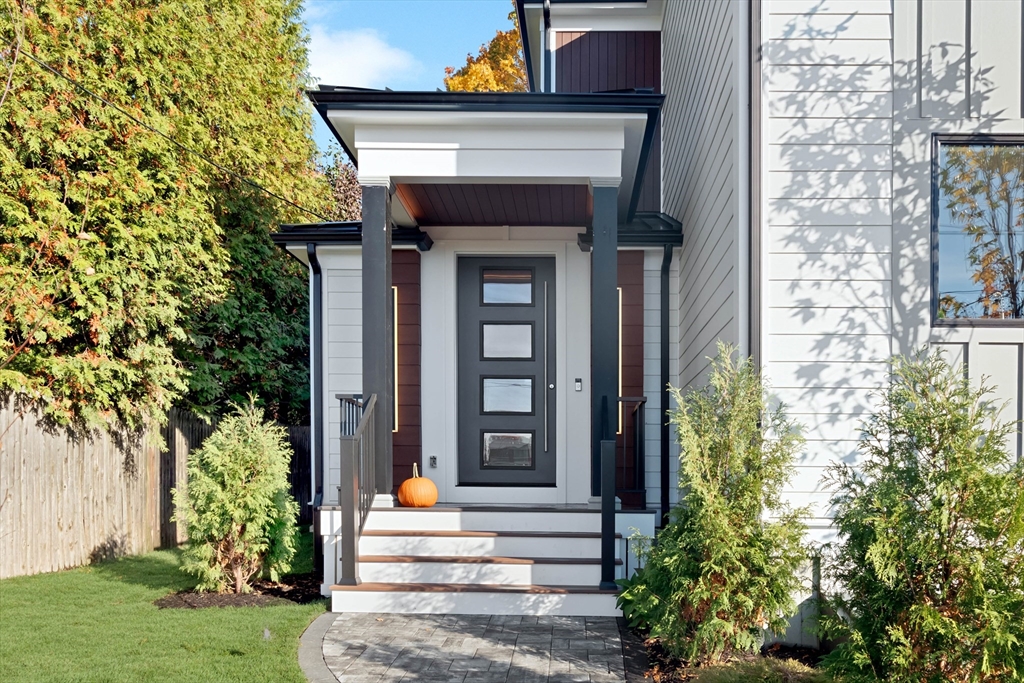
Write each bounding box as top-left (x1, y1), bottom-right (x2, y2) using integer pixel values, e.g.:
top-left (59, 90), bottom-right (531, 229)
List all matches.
top-left (173, 399), bottom-right (298, 594)
top-left (821, 351), bottom-right (1024, 683)
top-left (618, 342), bottom-right (808, 665)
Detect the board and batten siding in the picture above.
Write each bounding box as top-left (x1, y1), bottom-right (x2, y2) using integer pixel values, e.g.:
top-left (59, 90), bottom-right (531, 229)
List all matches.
top-left (763, 0), bottom-right (896, 536)
top-left (661, 0), bottom-right (748, 391)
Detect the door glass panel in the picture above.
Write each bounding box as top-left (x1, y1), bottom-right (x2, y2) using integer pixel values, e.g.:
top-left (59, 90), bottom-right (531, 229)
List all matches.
top-left (482, 432), bottom-right (534, 468)
top-left (483, 378), bottom-right (533, 413)
top-left (482, 269), bottom-right (532, 304)
top-left (482, 323), bottom-right (533, 359)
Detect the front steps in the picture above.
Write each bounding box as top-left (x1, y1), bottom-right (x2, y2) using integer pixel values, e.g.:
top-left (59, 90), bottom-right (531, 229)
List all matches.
top-left (327, 506), bottom-right (625, 616)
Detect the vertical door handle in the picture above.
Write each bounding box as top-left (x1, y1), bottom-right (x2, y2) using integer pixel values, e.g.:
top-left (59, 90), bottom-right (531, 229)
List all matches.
top-left (543, 280), bottom-right (549, 453)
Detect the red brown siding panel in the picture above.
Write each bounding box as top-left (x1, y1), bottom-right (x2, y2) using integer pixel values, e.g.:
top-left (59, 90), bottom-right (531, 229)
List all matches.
top-left (392, 251), bottom-right (421, 491)
top-left (616, 251), bottom-right (646, 509)
top-left (554, 31), bottom-right (661, 212)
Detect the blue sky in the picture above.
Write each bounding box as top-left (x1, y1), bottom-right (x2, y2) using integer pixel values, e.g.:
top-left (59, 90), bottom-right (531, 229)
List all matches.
top-left (303, 0), bottom-right (514, 153)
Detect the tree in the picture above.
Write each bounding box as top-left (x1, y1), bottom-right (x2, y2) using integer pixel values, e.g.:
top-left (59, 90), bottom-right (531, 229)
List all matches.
top-left (444, 2), bottom-right (527, 93)
top-left (618, 343), bottom-right (808, 665)
top-left (938, 145), bottom-right (1024, 319)
top-left (318, 142), bottom-right (361, 222)
top-left (1, 0), bottom-right (328, 428)
top-left (821, 352), bottom-right (1024, 682)
top-left (173, 398), bottom-right (298, 594)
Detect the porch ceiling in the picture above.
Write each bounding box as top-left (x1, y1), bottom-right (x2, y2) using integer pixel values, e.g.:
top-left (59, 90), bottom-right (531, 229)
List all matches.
top-left (395, 183), bottom-right (590, 227)
top-left (308, 88), bottom-right (664, 227)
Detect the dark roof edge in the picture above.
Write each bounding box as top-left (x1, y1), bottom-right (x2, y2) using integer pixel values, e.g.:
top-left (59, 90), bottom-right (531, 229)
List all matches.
top-left (577, 212), bottom-right (683, 250)
top-left (308, 87), bottom-right (664, 111)
top-left (271, 223), bottom-right (434, 252)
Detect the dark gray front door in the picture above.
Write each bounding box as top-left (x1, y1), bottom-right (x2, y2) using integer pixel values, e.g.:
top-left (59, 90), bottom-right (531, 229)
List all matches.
top-left (457, 257), bottom-right (556, 486)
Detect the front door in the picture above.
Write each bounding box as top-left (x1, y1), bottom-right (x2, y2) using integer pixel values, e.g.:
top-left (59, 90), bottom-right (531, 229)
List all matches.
top-left (457, 257), bottom-right (556, 486)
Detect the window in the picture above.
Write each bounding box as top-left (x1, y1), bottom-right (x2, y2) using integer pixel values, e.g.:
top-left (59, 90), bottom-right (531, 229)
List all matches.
top-left (934, 137), bottom-right (1024, 322)
top-left (482, 269), bottom-right (533, 305)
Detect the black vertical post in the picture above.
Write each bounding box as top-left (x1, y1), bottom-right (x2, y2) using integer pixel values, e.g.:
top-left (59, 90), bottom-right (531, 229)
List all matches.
top-left (361, 183), bottom-right (394, 498)
top-left (590, 182), bottom-right (619, 496)
top-left (600, 438), bottom-right (617, 589)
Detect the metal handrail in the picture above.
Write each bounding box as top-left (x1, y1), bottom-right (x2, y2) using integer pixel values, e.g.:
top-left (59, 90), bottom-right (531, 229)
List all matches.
top-left (336, 393), bottom-right (377, 586)
top-left (618, 396), bottom-right (648, 509)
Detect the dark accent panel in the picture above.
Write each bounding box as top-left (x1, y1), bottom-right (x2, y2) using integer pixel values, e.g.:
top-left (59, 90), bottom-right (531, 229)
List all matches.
top-left (392, 251), bottom-right (421, 490)
top-left (397, 184), bottom-right (590, 227)
top-left (616, 252), bottom-right (645, 510)
top-left (555, 31), bottom-right (661, 212)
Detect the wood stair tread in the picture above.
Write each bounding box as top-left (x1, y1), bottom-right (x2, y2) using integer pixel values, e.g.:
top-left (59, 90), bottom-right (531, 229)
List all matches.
top-left (361, 529), bottom-right (622, 539)
top-left (330, 582), bottom-right (619, 595)
top-left (359, 555), bottom-right (623, 565)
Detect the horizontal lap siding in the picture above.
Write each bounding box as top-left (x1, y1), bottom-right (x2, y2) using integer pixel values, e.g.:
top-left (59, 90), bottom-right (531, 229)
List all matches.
top-left (324, 249), bottom-right (421, 503)
top-left (662, 0), bottom-right (745, 396)
top-left (764, 0), bottom-right (894, 530)
top-left (555, 31), bottom-right (661, 212)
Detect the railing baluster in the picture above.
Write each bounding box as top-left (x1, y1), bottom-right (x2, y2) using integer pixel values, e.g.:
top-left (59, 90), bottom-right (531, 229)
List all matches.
top-left (335, 393), bottom-right (377, 588)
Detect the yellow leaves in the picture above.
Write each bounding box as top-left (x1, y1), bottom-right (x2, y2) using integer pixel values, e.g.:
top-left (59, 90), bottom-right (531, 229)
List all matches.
top-left (443, 5), bottom-right (527, 93)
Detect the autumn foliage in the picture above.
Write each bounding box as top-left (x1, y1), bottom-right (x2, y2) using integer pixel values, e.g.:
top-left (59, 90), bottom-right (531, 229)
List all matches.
top-left (444, 4), bottom-right (527, 93)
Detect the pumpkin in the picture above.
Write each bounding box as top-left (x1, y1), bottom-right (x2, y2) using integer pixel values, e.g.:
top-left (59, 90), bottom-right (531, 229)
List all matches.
top-left (397, 463), bottom-right (438, 508)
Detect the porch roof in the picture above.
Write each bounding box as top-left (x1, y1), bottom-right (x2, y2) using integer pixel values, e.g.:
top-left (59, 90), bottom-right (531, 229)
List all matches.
top-left (308, 87), bottom-right (664, 228)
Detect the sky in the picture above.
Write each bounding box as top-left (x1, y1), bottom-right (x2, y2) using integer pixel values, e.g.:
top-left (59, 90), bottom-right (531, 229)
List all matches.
top-left (303, 0), bottom-right (514, 153)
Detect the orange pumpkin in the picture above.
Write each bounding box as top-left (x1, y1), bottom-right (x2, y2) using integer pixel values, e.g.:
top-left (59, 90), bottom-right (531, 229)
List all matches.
top-left (397, 463), bottom-right (438, 507)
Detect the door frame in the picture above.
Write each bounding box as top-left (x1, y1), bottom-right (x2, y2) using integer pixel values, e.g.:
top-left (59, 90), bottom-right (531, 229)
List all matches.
top-left (419, 239), bottom-right (594, 505)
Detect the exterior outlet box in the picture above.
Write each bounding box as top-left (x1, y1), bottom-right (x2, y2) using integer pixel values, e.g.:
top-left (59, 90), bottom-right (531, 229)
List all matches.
top-left (429, 455), bottom-right (437, 468)
top-left (574, 378), bottom-right (583, 392)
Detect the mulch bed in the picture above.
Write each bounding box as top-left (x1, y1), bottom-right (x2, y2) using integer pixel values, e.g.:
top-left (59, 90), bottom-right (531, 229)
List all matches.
top-left (625, 628), bottom-right (825, 681)
top-left (154, 572), bottom-right (327, 609)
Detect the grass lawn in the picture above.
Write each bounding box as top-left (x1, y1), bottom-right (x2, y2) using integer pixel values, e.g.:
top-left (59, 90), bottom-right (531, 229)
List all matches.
top-left (0, 533), bottom-right (326, 683)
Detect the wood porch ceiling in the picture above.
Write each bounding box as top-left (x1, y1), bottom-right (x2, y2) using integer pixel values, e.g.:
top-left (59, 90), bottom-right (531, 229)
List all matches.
top-left (395, 183), bottom-right (591, 227)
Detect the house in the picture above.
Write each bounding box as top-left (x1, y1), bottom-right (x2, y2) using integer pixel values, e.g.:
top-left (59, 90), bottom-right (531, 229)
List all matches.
top-left (272, 0), bottom-right (1024, 622)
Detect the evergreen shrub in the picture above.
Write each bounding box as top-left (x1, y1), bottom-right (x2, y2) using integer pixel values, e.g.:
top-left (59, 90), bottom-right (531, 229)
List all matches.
top-left (618, 342), bottom-right (809, 665)
top-left (821, 351), bottom-right (1024, 682)
top-left (172, 398), bottom-right (298, 594)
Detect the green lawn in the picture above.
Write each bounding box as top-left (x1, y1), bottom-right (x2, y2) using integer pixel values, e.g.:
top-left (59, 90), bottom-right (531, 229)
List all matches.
top-left (0, 535), bottom-right (325, 683)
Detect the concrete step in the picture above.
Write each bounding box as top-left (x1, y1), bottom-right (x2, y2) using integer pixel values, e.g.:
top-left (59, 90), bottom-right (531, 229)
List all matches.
top-left (358, 555), bottom-right (622, 586)
top-left (362, 506), bottom-right (602, 533)
top-left (357, 530), bottom-right (620, 559)
top-left (330, 582), bottom-right (620, 616)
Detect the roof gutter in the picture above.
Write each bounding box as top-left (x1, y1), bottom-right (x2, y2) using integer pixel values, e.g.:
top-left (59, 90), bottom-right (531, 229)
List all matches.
top-left (543, 0), bottom-right (552, 92)
top-left (306, 243), bottom-right (325, 585)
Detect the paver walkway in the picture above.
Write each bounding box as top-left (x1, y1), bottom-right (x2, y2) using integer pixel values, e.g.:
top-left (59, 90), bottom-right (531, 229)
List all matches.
top-left (320, 613), bottom-right (627, 682)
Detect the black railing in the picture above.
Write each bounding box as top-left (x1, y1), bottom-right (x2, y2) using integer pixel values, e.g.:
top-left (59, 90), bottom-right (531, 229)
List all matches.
top-left (617, 396), bottom-right (648, 510)
top-left (336, 393), bottom-right (377, 586)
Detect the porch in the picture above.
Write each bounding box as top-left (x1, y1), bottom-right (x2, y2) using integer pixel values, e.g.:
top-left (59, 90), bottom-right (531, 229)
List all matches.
top-left (272, 88), bottom-right (680, 614)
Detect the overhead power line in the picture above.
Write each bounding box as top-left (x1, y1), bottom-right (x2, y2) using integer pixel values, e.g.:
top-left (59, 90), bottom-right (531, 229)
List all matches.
top-left (19, 49), bottom-right (330, 222)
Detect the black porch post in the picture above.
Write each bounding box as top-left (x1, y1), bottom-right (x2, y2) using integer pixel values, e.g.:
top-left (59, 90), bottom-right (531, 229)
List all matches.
top-left (361, 181), bottom-right (394, 499)
top-left (590, 181), bottom-right (619, 497)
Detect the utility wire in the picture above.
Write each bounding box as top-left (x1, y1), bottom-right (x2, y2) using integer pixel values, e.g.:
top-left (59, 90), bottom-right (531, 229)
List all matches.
top-left (19, 49), bottom-right (330, 222)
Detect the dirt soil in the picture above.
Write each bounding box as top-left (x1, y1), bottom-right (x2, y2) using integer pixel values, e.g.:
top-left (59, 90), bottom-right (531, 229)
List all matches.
top-left (639, 633), bottom-right (825, 681)
top-left (154, 572), bottom-right (326, 609)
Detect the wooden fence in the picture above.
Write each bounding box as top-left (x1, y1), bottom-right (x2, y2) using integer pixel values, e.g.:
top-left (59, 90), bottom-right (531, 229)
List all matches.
top-left (0, 400), bottom-right (311, 579)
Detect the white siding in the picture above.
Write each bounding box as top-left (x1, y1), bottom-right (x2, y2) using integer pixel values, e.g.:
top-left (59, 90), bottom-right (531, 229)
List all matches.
top-left (662, 0), bottom-right (747, 393)
top-left (763, 0), bottom-right (895, 536)
top-left (321, 249), bottom-right (363, 505)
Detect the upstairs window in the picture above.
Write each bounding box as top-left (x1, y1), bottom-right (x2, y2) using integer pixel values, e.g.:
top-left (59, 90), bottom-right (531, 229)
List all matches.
top-left (934, 137), bottom-right (1024, 322)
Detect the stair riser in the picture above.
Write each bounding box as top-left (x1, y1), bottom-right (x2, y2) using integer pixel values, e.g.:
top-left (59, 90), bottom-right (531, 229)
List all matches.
top-left (358, 562), bottom-right (603, 586)
top-left (362, 510), bottom-right (601, 533)
top-left (358, 535), bottom-right (605, 558)
top-left (330, 590), bottom-right (620, 616)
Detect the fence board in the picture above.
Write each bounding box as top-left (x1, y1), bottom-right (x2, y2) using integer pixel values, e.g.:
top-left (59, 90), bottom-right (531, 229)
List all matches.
top-left (0, 399), bottom-right (312, 579)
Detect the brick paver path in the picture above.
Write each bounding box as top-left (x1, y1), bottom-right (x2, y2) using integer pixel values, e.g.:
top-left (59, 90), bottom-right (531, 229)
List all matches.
top-left (321, 613), bottom-right (626, 682)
